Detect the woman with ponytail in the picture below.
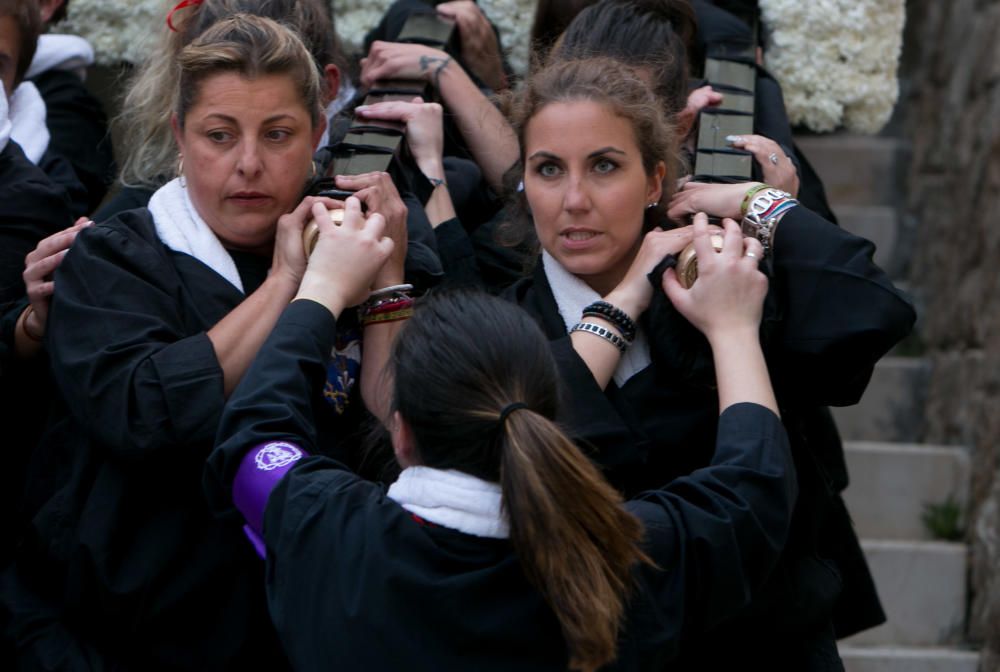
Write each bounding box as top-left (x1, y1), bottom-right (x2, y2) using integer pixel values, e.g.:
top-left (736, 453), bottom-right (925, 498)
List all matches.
top-left (207, 212), bottom-right (797, 670)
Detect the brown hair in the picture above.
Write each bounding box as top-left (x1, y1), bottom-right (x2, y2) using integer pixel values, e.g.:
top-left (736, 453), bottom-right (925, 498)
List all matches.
top-left (529, 0), bottom-right (597, 72)
top-left (501, 57), bottom-right (680, 250)
top-left (392, 291), bottom-right (649, 671)
top-left (0, 0), bottom-right (41, 88)
top-left (175, 13), bottom-right (322, 129)
top-left (556, 0), bottom-right (695, 118)
top-left (117, 0), bottom-right (344, 187)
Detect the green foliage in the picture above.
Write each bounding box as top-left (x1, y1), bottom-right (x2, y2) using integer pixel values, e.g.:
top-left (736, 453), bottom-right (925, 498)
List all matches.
top-left (921, 497), bottom-right (965, 542)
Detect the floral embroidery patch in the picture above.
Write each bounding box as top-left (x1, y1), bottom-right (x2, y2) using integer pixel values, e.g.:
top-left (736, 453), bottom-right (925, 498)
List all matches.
top-left (324, 327), bottom-right (362, 415)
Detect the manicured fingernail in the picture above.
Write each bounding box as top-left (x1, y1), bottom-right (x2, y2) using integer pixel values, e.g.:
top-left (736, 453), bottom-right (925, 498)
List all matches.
top-left (725, 135), bottom-right (742, 144)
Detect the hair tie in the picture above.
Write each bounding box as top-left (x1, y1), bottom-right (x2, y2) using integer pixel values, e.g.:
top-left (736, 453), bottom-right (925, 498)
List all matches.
top-left (167, 0), bottom-right (204, 33)
top-left (498, 402), bottom-right (529, 426)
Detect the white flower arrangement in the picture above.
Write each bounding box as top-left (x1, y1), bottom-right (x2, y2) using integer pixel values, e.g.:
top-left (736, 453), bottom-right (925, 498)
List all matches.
top-left (334, 0), bottom-right (534, 74)
top-left (759, 0), bottom-right (905, 133)
top-left (53, 0), bottom-right (535, 73)
top-left (56, 0), bottom-right (902, 134)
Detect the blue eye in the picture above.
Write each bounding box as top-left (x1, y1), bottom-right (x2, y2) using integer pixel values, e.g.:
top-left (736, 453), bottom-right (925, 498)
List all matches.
top-left (538, 163), bottom-right (561, 177)
top-left (594, 158), bottom-right (617, 174)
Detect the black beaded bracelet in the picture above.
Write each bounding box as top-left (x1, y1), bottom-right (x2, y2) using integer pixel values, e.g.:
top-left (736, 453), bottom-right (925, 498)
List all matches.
top-left (570, 321), bottom-right (628, 353)
top-left (581, 300), bottom-right (637, 342)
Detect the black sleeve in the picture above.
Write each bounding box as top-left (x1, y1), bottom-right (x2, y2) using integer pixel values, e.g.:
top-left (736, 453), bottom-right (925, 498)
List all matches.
top-left (626, 403), bottom-right (796, 647)
top-left (766, 206), bottom-right (916, 405)
top-left (32, 69), bottom-right (115, 213)
top-left (46, 220), bottom-right (226, 460)
top-left (0, 141), bottom-right (73, 306)
top-left (434, 218), bottom-right (485, 288)
top-left (206, 299), bottom-right (340, 518)
top-left (92, 185), bottom-right (156, 223)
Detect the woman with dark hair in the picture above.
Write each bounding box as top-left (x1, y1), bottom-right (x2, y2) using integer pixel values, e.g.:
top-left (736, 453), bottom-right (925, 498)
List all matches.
top-left (501, 56), bottom-right (913, 670)
top-left (2, 15), bottom-right (404, 669)
top-left (206, 212), bottom-right (797, 671)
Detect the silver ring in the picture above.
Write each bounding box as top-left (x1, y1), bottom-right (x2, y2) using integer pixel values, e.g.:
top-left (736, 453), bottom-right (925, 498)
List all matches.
top-left (745, 251), bottom-right (758, 259)
top-left (768, 153), bottom-right (779, 166)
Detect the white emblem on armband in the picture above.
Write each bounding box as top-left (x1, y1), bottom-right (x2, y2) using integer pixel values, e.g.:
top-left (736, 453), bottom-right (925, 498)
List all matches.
top-left (255, 442), bottom-right (304, 471)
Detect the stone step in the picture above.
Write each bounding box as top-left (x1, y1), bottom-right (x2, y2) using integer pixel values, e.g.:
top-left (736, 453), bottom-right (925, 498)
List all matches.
top-left (840, 645), bottom-right (980, 672)
top-left (837, 206), bottom-right (902, 276)
top-left (795, 134), bottom-right (902, 207)
top-left (832, 357), bottom-right (931, 443)
top-left (843, 442), bottom-right (970, 541)
top-left (846, 541), bottom-right (967, 647)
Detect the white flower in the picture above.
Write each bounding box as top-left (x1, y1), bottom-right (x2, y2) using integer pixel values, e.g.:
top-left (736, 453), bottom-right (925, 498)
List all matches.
top-left (759, 0), bottom-right (905, 133)
top-left (53, 0), bottom-right (902, 135)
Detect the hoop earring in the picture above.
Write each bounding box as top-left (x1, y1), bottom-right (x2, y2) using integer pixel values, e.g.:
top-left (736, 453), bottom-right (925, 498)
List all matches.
top-left (310, 160), bottom-right (318, 179)
top-left (646, 202), bottom-right (657, 210)
top-left (177, 154), bottom-right (186, 188)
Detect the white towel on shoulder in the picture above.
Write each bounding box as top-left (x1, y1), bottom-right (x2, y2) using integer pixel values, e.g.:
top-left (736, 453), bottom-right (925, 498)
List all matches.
top-left (0, 82), bottom-right (10, 153)
top-left (8, 82), bottom-right (50, 164)
top-left (148, 178), bottom-right (245, 293)
top-left (25, 34), bottom-right (95, 80)
top-left (388, 466), bottom-right (509, 539)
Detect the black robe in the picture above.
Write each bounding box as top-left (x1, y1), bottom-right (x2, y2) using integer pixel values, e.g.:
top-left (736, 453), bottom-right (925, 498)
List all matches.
top-left (0, 139), bottom-right (72, 564)
top-left (3, 210), bottom-right (339, 670)
top-left (507, 206), bottom-right (915, 668)
top-left (205, 298), bottom-right (797, 671)
top-left (30, 69), bottom-right (115, 215)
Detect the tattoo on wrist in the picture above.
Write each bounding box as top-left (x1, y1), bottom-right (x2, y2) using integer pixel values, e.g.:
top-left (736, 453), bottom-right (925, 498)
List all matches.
top-left (419, 55), bottom-right (452, 88)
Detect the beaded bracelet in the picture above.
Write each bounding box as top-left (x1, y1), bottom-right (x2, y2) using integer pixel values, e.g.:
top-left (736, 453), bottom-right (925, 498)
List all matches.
top-left (570, 321), bottom-right (628, 353)
top-left (581, 301), bottom-right (636, 342)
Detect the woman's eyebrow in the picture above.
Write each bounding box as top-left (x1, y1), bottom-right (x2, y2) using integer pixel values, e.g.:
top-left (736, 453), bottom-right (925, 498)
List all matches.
top-left (527, 150), bottom-right (561, 161)
top-left (587, 147), bottom-right (626, 158)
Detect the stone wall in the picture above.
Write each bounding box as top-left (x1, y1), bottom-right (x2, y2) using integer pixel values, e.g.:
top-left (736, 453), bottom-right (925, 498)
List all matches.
top-left (902, 0), bottom-right (1000, 667)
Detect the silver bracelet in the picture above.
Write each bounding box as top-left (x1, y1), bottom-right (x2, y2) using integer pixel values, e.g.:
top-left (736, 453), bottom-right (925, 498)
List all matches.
top-left (741, 194), bottom-right (797, 258)
top-left (368, 284), bottom-right (413, 300)
top-left (570, 321), bottom-right (628, 353)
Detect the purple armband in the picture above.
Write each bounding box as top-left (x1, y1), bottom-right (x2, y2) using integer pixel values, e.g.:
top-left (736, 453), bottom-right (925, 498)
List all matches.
top-left (233, 441), bottom-right (309, 558)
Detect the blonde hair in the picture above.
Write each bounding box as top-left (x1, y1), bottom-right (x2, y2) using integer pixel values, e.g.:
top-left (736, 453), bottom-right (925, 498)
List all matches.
top-left (175, 14), bottom-right (322, 128)
top-left (115, 0), bottom-right (341, 188)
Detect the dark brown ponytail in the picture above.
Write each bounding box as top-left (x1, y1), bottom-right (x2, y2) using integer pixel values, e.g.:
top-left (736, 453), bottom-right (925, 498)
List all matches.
top-left (392, 291), bottom-right (649, 670)
top-left (500, 410), bottom-right (648, 671)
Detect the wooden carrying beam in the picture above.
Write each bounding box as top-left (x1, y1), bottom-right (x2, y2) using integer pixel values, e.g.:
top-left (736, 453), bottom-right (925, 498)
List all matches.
top-left (318, 11), bottom-right (455, 188)
top-left (693, 3), bottom-right (760, 182)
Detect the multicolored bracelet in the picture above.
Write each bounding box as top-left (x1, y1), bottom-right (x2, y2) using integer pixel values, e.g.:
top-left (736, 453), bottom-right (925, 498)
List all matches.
top-left (360, 285), bottom-right (415, 327)
top-left (740, 183), bottom-right (772, 216)
top-left (581, 300), bottom-right (636, 342)
top-left (570, 321), bottom-right (628, 353)
top-left (741, 187), bottom-right (797, 258)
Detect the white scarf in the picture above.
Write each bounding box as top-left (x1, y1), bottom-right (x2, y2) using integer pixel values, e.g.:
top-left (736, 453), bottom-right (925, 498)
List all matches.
top-left (147, 178), bottom-right (245, 293)
top-left (25, 34), bottom-right (94, 81)
top-left (542, 250), bottom-right (651, 387)
top-left (8, 82), bottom-right (50, 164)
top-left (318, 77), bottom-right (357, 148)
top-left (387, 466), bottom-right (509, 539)
top-left (0, 82), bottom-right (10, 153)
